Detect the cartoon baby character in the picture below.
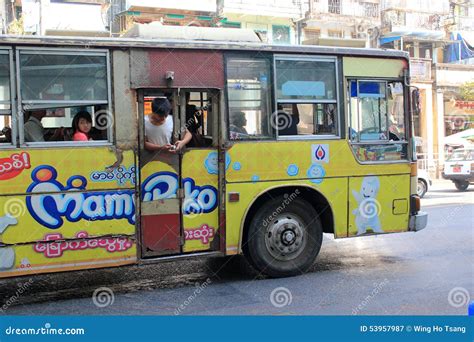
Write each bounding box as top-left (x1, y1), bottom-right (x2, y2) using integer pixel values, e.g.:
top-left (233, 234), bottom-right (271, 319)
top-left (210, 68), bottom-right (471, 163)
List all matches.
top-left (0, 214), bottom-right (17, 270)
top-left (352, 176), bottom-right (383, 235)
top-left (204, 152), bottom-right (231, 175)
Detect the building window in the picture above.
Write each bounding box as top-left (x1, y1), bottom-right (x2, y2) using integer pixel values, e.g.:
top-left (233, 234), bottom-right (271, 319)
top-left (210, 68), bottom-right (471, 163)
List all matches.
top-left (272, 25), bottom-right (290, 44)
top-left (275, 57), bottom-right (338, 137)
top-left (362, 2), bottom-right (379, 18)
top-left (328, 30), bottom-right (343, 38)
top-left (328, 0), bottom-right (341, 14)
top-left (304, 29), bottom-right (321, 41)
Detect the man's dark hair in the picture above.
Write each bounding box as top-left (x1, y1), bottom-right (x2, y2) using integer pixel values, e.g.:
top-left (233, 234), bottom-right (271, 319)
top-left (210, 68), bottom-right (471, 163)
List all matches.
top-left (152, 98), bottom-right (171, 116)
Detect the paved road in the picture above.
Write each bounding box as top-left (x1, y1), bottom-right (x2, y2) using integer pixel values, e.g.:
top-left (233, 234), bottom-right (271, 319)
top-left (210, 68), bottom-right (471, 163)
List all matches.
top-left (1, 181), bottom-right (472, 315)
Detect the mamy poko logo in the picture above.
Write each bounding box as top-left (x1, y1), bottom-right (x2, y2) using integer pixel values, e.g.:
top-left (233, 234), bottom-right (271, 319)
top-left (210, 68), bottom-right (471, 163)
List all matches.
top-left (311, 144), bottom-right (329, 164)
top-left (26, 165), bottom-right (135, 229)
top-left (141, 172), bottom-right (218, 215)
top-left (0, 152), bottom-right (31, 180)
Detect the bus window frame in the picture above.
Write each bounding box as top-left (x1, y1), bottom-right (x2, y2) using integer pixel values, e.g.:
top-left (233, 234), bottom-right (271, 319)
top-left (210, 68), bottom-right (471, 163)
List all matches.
top-left (273, 54), bottom-right (341, 141)
top-left (349, 79), bottom-right (390, 144)
top-left (178, 88), bottom-right (219, 149)
top-left (0, 47), bottom-right (17, 150)
top-left (16, 47), bottom-right (113, 148)
top-left (224, 52), bottom-right (276, 142)
top-left (347, 76), bottom-right (410, 164)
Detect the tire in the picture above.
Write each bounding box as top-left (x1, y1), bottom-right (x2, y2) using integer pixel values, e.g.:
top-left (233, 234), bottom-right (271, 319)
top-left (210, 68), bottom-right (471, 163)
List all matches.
top-left (454, 180), bottom-right (469, 191)
top-left (244, 196), bottom-right (323, 278)
top-left (417, 179), bottom-right (427, 198)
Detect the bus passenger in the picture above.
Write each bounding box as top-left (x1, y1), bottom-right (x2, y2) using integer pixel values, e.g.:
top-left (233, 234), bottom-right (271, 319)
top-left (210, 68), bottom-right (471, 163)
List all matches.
top-left (278, 104), bottom-right (299, 136)
top-left (145, 97), bottom-right (191, 152)
top-left (1, 126), bottom-right (11, 143)
top-left (229, 111), bottom-right (248, 139)
top-left (24, 110), bottom-right (64, 142)
top-left (72, 111), bottom-right (93, 141)
top-left (24, 110), bottom-right (47, 142)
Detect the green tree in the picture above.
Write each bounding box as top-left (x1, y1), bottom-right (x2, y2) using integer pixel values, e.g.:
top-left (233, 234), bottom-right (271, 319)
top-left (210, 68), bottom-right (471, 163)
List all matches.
top-left (460, 81), bottom-right (474, 101)
top-left (7, 15), bottom-right (26, 35)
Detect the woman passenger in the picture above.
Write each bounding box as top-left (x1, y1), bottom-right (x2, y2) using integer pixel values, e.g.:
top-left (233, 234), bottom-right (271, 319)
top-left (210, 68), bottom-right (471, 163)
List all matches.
top-left (72, 111), bottom-right (93, 141)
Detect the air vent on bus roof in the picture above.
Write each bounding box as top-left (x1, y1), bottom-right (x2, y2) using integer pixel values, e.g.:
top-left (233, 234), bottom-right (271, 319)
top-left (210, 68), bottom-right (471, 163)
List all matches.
top-left (122, 22), bottom-right (262, 43)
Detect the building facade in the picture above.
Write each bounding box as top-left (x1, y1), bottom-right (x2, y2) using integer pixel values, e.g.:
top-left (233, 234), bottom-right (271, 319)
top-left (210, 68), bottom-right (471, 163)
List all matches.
top-left (380, 0), bottom-right (474, 176)
top-left (303, 0), bottom-right (381, 48)
top-left (5, 0), bottom-right (109, 36)
top-left (112, 0), bottom-right (302, 44)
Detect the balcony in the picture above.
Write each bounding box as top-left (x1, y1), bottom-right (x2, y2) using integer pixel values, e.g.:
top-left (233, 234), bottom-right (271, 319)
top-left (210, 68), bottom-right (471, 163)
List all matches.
top-left (223, 0), bottom-right (303, 18)
top-left (310, 0), bottom-right (381, 21)
top-left (382, 9), bottom-right (448, 32)
top-left (381, 0), bottom-right (450, 14)
top-left (435, 63), bottom-right (474, 88)
top-left (410, 58), bottom-right (432, 82)
top-left (457, 16), bottom-right (474, 31)
top-left (125, 0), bottom-right (216, 14)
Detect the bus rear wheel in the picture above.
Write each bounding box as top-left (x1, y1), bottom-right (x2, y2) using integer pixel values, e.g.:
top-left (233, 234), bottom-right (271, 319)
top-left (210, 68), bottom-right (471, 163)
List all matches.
top-left (244, 196), bottom-right (323, 278)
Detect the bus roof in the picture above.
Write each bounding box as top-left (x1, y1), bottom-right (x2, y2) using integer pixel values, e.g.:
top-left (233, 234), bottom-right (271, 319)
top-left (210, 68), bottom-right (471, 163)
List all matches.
top-left (0, 34), bottom-right (409, 60)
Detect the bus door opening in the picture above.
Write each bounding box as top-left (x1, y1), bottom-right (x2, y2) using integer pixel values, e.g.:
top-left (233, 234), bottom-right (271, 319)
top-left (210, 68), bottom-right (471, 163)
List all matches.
top-left (138, 90), bottom-right (182, 257)
top-left (179, 89), bottom-right (221, 253)
top-left (138, 89), bottom-right (221, 258)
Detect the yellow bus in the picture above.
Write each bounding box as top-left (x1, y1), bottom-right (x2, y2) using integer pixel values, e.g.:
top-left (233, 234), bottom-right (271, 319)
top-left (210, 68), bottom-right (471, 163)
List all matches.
top-left (0, 33), bottom-right (427, 278)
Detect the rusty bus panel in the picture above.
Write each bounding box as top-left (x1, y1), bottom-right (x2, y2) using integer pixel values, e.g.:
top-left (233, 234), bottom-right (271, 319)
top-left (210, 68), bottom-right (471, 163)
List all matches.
top-left (130, 49), bottom-right (224, 89)
top-left (112, 50), bottom-right (138, 148)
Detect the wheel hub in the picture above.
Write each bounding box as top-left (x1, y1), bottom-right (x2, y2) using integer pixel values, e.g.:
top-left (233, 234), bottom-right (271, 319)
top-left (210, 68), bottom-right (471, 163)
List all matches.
top-left (265, 215), bottom-right (306, 261)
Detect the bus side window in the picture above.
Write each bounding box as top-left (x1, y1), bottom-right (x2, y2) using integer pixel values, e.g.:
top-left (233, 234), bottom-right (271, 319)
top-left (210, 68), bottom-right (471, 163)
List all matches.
top-left (0, 51), bottom-right (14, 146)
top-left (182, 91), bottom-right (213, 148)
top-left (275, 57), bottom-right (338, 137)
top-left (18, 51), bottom-right (111, 145)
top-left (225, 57), bottom-right (274, 140)
top-left (349, 80), bottom-right (408, 162)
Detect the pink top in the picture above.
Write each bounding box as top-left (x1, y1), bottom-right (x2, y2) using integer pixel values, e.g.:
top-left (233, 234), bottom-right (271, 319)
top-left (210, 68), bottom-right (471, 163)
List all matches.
top-left (73, 131), bottom-right (89, 141)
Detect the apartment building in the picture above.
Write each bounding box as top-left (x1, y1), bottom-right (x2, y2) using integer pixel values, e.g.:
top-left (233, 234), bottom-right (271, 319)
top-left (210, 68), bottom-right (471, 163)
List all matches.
top-left (17, 0), bottom-right (109, 36)
top-left (380, 0), bottom-right (474, 175)
top-left (303, 0), bottom-right (381, 48)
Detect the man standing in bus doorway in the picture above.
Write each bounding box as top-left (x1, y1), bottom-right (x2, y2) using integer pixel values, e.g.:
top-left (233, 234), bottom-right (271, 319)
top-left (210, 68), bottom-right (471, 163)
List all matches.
top-left (144, 97), bottom-right (192, 152)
